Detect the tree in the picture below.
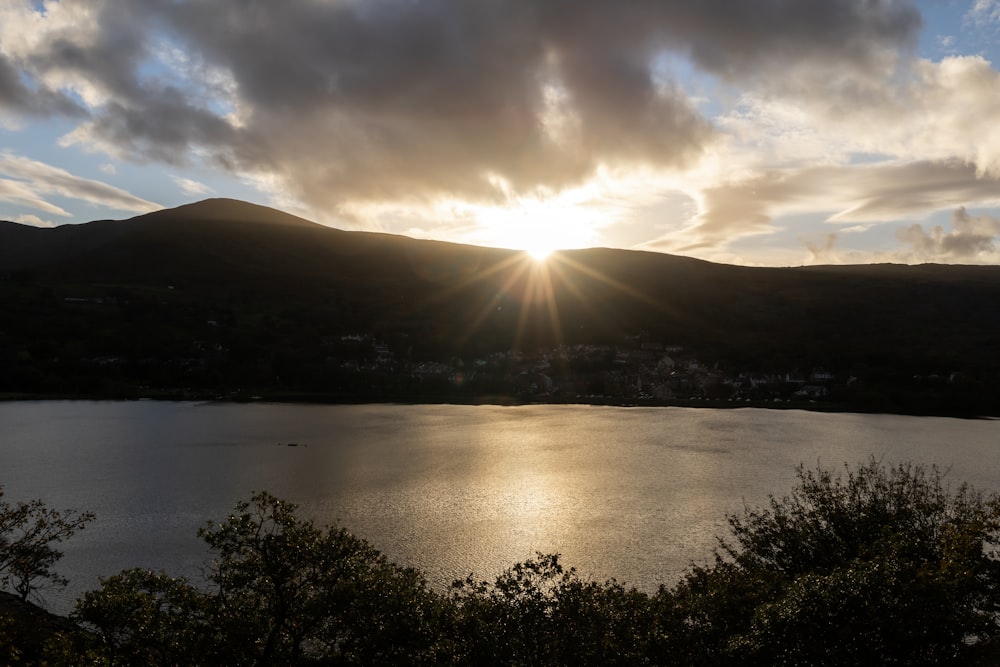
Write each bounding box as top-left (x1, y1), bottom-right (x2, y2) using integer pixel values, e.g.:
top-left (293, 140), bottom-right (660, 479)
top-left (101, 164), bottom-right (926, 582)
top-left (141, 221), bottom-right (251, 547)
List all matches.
top-left (57, 462), bottom-right (1000, 665)
top-left (663, 458), bottom-right (1000, 665)
top-left (199, 491), bottom-right (446, 665)
top-left (68, 491), bottom-right (447, 666)
top-left (449, 553), bottom-right (656, 665)
top-left (67, 569), bottom-right (212, 666)
top-left (0, 486), bottom-right (94, 602)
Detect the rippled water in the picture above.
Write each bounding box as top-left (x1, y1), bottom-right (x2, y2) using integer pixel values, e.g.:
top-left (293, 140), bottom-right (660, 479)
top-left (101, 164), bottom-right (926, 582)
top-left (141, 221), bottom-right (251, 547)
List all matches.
top-left (2, 401), bottom-right (998, 613)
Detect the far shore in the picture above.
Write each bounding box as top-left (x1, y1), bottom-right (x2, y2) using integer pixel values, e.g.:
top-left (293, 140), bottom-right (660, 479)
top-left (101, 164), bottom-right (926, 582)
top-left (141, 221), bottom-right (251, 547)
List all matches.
top-left (2, 391), bottom-right (996, 420)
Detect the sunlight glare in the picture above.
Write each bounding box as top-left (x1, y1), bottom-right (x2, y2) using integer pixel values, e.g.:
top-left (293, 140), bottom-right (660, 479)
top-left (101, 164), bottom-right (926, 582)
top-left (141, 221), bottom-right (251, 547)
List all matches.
top-left (471, 191), bottom-right (601, 257)
top-left (526, 244), bottom-right (554, 262)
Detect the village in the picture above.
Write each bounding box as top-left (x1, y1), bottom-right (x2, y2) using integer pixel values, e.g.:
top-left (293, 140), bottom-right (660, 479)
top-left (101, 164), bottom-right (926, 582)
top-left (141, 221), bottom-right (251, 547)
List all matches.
top-left (331, 332), bottom-right (853, 405)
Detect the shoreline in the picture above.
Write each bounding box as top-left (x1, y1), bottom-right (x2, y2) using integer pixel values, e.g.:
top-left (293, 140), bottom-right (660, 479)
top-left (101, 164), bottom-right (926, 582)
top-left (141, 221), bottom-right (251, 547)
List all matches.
top-left (1, 391), bottom-right (995, 420)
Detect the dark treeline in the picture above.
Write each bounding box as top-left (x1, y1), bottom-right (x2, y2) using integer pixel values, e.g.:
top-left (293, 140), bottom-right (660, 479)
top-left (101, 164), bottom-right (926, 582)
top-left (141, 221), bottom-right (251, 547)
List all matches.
top-left (4, 459), bottom-right (1000, 665)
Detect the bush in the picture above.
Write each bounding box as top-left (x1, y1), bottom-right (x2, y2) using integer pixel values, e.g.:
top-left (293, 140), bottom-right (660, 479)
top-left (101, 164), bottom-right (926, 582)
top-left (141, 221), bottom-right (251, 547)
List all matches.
top-left (663, 458), bottom-right (1000, 665)
top-left (38, 459), bottom-right (1000, 665)
top-left (449, 553), bottom-right (655, 665)
top-left (67, 569), bottom-right (212, 666)
top-left (68, 492), bottom-right (447, 666)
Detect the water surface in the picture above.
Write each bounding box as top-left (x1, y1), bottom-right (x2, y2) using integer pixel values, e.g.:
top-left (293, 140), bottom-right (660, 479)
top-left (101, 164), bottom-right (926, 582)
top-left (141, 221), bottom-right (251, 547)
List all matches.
top-left (2, 401), bottom-right (998, 612)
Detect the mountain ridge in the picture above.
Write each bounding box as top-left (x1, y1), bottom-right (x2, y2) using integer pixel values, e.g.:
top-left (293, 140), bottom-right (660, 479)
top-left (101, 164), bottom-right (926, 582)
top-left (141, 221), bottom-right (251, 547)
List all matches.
top-left (2, 199), bottom-right (998, 414)
top-left (8, 198), bottom-right (993, 274)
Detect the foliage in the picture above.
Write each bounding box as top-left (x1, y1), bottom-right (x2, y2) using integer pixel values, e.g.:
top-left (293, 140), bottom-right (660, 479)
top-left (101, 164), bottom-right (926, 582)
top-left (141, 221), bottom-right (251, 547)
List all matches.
top-left (663, 458), bottom-right (1000, 665)
top-left (66, 492), bottom-right (447, 666)
top-left (200, 491), bottom-right (446, 665)
top-left (448, 553), bottom-right (656, 665)
top-left (0, 486), bottom-right (95, 602)
top-left (17, 459), bottom-right (1000, 665)
top-left (0, 613), bottom-right (23, 664)
top-left (66, 569), bottom-right (212, 666)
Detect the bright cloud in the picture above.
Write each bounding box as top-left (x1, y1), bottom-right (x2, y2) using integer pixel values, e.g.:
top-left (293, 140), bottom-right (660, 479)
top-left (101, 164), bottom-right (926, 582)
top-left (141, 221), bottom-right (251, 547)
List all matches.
top-left (653, 160), bottom-right (1000, 252)
top-left (643, 50), bottom-right (1000, 258)
top-left (172, 175), bottom-right (214, 197)
top-left (0, 152), bottom-right (161, 215)
top-left (12, 213), bottom-right (57, 228)
top-left (0, 177), bottom-right (71, 217)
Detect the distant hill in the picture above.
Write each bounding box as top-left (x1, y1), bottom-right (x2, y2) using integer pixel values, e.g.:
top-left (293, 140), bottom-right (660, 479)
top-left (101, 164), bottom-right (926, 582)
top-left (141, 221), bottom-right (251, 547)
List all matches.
top-left (2, 198), bottom-right (998, 414)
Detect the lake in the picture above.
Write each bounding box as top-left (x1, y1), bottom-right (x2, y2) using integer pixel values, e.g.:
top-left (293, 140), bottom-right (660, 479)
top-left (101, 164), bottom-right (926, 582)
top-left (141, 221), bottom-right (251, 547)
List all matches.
top-left (2, 401), bottom-right (999, 613)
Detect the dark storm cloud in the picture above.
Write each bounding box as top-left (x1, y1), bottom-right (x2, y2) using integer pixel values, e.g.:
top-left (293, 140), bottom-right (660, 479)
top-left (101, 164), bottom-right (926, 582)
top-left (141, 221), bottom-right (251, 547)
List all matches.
top-left (19, 2), bottom-right (238, 165)
top-left (80, 95), bottom-right (241, 167)
top-left (10, 0), bottom-right (923, 208)
top-left (0, 50), bottom-right (82, 118)
top-left (675, 0), bottom-right (920, 79)
top-left (0, 52), bottom-right (33, 111)
top-left (149, 0), bottom-right (715, 203)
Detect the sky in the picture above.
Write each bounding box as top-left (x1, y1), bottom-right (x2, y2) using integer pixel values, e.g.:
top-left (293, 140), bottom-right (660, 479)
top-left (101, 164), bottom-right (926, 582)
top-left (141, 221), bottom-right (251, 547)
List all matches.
top-left (2, 0), bottom-right (1000, 266)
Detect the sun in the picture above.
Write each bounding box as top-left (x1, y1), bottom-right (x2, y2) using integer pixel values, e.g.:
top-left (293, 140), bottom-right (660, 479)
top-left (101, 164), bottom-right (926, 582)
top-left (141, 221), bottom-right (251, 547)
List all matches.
top-left (471, 195), bottom-right (600, 260)
top-left (525, 244), bottom-right (554, 262)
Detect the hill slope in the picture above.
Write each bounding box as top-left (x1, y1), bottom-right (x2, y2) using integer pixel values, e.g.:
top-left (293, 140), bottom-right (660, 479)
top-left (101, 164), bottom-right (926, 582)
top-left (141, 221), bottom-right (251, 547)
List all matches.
top-left (2, 199), bottom-right (998, 414)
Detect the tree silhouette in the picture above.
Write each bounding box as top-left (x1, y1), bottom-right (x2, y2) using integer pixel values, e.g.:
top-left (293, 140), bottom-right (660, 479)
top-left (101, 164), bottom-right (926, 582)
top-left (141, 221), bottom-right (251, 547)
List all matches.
top-left (0, 486), bottom-right (94, 602)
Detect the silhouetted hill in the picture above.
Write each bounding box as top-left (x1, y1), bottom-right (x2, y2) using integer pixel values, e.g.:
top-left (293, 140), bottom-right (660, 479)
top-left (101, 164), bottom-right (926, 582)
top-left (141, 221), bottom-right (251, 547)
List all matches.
top-left (2, 199), bottom-right (998, 414)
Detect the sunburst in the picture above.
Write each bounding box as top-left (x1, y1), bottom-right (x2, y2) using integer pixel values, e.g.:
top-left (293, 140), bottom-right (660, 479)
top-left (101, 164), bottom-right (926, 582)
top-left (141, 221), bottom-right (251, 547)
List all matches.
top-left (395, 243), bottom-right (679, 363)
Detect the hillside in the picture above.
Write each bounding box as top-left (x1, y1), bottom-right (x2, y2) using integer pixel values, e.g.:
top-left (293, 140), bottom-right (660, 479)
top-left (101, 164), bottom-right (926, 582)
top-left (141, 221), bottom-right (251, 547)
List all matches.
top-left (2, 199), bottom-right (998, 415)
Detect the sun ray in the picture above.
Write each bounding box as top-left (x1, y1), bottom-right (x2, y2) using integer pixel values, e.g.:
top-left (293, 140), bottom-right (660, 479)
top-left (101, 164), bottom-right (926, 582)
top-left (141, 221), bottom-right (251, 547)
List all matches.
top-left (385, 240), bottom-right (698, 370)
top-left (453, 254), bottom-right (537, 349)
top-left (511, 256), bottom-right (557, 353)
top-left (549, 253), bottom-right (669, 311)
top-left (534, 258), bottom-right (566, 349)
top-left (527, 246), bottom-right (553, 262)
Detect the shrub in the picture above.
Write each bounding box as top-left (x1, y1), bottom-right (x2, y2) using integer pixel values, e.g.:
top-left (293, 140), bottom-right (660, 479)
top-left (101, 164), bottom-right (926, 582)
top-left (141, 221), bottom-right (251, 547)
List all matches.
top-left (664, 458), bottom-right (1000, 665)
top-left (68, 491), bottom-right (447, 666)
top-left (449, 553), bottom-right (655, 665)
top-left (44, 459), bottom-right (1000, 665)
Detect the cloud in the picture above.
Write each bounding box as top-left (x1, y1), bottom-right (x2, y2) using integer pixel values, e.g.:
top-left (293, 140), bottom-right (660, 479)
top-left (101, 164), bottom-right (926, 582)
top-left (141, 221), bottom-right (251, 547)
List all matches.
top-left (826, 161), bottom-right (1000, 222)
top-left (623, 48), bottom-right (1000, 260)
top-left (0, 178), bottom-right (71, 217)
top-left (0, 1), bottom-right (90, 119)
top-left (968, 0), bottom-right (1000, 27)
top-left (12, 213), bottom-right (57, 228)
top-left (0, 51), bottom-right (83, 119)
top-left (1, 0), bottom-right (923, 216)
top-left (803, 233), bottom-right (839, 265)
top-left (729, 55), bottom-right (1000, 179)
top-left (896, 206), bottom-right (1000, 262)
top-left (172, 175), bottom-right (214, 197)
top-left (652, 160), bottom-right (1000, 252)
top-left (0, 152), bottom-right (161, 215)
top-left (13, 0), bottom-right (1000, 267)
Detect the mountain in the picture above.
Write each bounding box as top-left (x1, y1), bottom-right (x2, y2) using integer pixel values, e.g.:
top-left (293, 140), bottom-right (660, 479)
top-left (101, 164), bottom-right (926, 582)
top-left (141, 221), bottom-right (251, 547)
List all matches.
top-left (2, 198), bottom-right (999, 414)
